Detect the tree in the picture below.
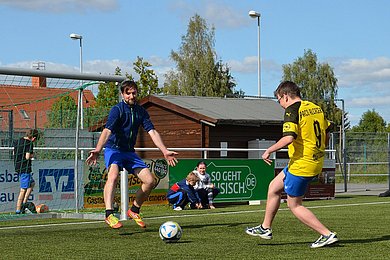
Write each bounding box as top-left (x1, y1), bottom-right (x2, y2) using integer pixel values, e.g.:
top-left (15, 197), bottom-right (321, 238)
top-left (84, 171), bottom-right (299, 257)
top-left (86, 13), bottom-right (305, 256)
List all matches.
top-left (87, 67), bottom-right (123, 127)
top-left (351, 109), bottom-right (386, 132)
top-left (133, 56), bottom-right (160, 99)
top-left (95, 67), bottom-right (121, 108)
top-left (47, 94), bottom-right (77, 128)
top-left (347, 109), bottom-right (388, 163)
top-left (282, 49), bottom-right (344, 127)
top-left (163, 14), bottom-right (238, 97)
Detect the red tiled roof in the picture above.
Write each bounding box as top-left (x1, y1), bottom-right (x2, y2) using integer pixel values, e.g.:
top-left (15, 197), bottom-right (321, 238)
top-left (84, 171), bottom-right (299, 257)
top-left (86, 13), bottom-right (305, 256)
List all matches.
top-left (0, 85), bottom-right (96, 129)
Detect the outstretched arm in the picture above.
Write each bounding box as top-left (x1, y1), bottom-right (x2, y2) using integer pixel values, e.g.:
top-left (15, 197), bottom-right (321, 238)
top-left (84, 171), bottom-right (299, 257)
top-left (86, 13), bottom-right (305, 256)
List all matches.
top-left (148, 129), bottom-right (178, 166)
top-left (86, 128), bottom-right (111, 165)
top-left (262, 135), bottom-right (294, 165)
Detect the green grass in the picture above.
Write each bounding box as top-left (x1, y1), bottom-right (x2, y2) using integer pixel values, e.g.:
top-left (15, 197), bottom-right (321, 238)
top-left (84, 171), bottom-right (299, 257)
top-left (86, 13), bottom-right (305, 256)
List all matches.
top-left (1, 196), bottom-right (390, 259)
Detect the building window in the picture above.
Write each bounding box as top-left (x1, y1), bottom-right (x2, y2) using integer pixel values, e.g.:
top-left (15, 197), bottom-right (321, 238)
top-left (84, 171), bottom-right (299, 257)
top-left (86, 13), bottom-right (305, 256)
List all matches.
top-left (19, 109), bottom-right (30, 120)
top-left (220, 142), bottom-right (228, 157)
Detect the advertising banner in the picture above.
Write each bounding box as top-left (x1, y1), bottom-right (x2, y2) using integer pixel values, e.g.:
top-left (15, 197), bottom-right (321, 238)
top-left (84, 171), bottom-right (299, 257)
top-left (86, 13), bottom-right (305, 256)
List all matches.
top-left (0, 160), bottom-right (82, 213)
top-left (169, 159), bottom-right (274, 202)
top-left (83, 159), bottom-right (170, 208)
top-left (275, 159), bottom-right (336, 199)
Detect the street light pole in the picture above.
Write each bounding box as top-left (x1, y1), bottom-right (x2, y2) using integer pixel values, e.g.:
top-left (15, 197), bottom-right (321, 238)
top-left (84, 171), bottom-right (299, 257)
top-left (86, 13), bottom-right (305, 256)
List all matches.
top-left (70, 33), bottom-right (83, 129)
top-left (249, 10), bottom-right (261, 97)
top-left (70, 33), bottom-right (83, 212)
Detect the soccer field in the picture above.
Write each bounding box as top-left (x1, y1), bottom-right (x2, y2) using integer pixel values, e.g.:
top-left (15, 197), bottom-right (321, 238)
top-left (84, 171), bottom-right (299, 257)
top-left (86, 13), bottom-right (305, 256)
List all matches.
top-left (1, 195), bottom-right (390, 259)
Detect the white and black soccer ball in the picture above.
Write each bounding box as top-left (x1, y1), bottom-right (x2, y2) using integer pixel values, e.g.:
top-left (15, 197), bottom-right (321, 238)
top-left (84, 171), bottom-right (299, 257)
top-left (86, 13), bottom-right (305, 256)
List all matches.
top-left (159, 221), bottom-right (182, 243)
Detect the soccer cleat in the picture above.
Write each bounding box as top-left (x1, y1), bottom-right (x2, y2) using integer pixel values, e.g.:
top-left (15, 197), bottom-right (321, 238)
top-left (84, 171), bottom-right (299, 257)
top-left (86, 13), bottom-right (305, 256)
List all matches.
top-left (127, 209), bottom-right (146, 228)
top-left (173, 206), bottom-right (182, 211)
top-left (379, 190), bottom-right (390, 197)
top-left (310, 232), bottom-right (339, 248)
top-left (245, 225), bottom-right (273, 239)
top-left (105, 214), bottom-right (123, 229)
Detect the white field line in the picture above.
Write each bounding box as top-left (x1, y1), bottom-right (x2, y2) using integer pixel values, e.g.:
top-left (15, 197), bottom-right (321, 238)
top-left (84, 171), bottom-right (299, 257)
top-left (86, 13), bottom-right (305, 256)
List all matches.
top-left (0, 220), bottom-right (102, 230)
top-left (1, 200), bottom-right (389, 231)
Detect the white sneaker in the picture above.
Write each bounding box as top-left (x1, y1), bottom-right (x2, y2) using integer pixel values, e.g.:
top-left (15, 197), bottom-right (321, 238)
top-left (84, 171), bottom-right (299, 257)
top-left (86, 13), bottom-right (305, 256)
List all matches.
top-left (310, 232), bottom-right (339, 248)
top-left (245, 225), bottom-right (273, 239)
top-left (173, 206), bottom-right (182, 211)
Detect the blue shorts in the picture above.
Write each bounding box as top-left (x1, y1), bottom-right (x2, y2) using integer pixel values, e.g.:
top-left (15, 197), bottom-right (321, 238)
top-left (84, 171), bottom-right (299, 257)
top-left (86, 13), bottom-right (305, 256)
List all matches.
top-left (19, 173), bottom-right (35, 189)
top-left (104, 148), bottom-right (148, 174)
top-left (283, 167), bottom-right (314, 197)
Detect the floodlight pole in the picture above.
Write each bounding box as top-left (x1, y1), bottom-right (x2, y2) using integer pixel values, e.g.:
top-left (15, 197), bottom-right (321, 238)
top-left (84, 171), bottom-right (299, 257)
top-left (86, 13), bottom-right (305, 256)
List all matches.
top-left (70, 33), bottom-right (84, 130)
top-left (70, 33), bottom-right (84, 212)
top-left (249, 10), bottom-right (261, 97)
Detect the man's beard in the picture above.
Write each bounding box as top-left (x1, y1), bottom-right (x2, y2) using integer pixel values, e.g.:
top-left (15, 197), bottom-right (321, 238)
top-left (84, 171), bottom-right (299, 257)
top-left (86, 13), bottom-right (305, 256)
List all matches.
top-left (124, 99), bottom-right (136, 105)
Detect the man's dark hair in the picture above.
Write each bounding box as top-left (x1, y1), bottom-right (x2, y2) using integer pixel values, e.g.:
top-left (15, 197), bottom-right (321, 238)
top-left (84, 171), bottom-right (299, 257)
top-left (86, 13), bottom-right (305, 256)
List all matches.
top-left (274, 81), bottom-right (301, 99)
top-left (120, 79), bottom-right (138, 93)
top-left (26, 129), bottom-right (39, 140)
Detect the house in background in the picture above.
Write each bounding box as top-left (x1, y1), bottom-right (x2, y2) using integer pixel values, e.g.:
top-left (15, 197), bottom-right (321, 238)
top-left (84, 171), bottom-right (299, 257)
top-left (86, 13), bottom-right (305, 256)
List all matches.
top-left (0, 76), bottom-right (95, 129)
top-left (91, 95), bottom-right (284, 159)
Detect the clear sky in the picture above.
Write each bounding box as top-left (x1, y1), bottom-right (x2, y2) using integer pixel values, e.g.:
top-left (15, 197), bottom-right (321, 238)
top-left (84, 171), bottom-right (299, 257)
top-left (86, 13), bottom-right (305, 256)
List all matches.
top-left (1, 0), bottom-right (389, 126)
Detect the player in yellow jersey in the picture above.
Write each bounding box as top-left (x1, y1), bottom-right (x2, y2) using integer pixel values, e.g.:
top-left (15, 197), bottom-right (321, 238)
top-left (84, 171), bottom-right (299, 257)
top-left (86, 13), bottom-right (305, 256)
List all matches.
top-left (246, 81), bottom-right (338, 248)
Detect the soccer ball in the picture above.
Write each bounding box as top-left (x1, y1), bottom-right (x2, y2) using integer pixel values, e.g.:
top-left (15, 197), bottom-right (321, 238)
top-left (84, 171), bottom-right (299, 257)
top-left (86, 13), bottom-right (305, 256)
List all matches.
top-left (159, 221), bottom-right (182, 243)
top-left (35, 204), bottom-right (49, 213)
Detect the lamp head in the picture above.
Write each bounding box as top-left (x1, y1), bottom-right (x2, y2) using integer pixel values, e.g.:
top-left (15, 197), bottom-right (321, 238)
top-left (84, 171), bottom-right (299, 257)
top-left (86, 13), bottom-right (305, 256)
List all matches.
top-left (70, 33), bottom-right (82, 40)
top-left (249, 10), bottom-right (260, 18)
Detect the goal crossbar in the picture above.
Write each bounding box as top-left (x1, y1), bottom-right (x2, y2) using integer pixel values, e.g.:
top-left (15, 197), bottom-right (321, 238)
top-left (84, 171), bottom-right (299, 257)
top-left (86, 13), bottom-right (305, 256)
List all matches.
top-left (0, 66), bottom-right (126, 82)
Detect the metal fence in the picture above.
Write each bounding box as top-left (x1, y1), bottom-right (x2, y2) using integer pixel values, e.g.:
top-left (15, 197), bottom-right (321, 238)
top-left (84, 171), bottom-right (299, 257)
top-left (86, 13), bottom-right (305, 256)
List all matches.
top-left (331, 132), bottom-right (390, 185)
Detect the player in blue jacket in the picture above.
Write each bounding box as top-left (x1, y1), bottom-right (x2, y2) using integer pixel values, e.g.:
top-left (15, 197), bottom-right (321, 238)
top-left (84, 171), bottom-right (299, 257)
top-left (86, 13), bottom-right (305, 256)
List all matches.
top-left (167, 172), bottom-right (202, 210)
top-left (86, 79), bottom-right (178, 229)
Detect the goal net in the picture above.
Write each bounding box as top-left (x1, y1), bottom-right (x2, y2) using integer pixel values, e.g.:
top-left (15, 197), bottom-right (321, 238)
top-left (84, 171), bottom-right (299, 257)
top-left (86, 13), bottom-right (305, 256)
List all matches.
top-left (0, 66), bottom-right (125, 220)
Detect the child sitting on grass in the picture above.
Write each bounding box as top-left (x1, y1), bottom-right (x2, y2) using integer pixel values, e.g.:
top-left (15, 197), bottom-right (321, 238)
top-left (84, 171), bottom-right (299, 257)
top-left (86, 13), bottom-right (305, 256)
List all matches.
top-left (167, 172), bottom-right (202, 210)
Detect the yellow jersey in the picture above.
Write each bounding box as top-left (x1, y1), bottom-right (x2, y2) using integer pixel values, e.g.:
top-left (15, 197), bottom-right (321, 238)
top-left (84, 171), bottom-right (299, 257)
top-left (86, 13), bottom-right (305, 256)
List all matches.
top-left (282, 100), bottom-right (331, 177)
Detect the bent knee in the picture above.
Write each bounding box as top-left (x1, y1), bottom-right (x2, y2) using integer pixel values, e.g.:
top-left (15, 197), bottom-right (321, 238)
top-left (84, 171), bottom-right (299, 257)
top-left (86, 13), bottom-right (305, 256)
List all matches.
top-left (143, 176), bottom-right (156, 187)
top-left (286, 199), bottom-right (302, 210)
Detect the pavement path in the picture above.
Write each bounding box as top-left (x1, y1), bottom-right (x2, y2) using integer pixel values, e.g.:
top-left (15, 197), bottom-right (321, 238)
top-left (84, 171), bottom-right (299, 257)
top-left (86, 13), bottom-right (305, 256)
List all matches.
top-left (335, 183), bottom-right (389, 196)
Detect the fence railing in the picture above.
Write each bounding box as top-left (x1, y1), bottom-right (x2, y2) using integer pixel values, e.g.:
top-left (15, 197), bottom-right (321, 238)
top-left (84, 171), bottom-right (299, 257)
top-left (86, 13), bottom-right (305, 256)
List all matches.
top-left (336, 162), bottom-right (389, 179)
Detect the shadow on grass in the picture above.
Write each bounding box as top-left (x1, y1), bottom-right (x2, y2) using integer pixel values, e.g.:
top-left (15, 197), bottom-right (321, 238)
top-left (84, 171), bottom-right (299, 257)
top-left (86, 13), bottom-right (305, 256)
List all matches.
top-left (340, 235), bottom-right (390, 244)
top-left (118, 232), bottom-right (133, 236)
top-left (166, 240), bottom-right (193, 244)
top-left (183, 221), bottom-right (253, 229)
top-left (256, 235), bottom-right (390, 247)
top-left (256, 241), bottom-right (341, 247)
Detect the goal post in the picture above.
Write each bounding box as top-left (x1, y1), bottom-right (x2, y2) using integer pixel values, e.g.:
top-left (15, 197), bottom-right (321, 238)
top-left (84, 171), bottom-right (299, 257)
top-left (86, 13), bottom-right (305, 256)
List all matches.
top-left (0, 66), bottom-right (125, 218)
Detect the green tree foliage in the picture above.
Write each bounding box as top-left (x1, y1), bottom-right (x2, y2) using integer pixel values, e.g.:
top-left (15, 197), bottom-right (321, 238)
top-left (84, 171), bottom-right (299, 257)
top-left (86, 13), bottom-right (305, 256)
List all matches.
top-left (133, 56), bottom-right (160, 99)
top-left (95, 67), bottom-right (121, 108)
top-left (163, 70), bottom-right (180, 95)
top-left (164, 14), bottom-right (238, 97)
top-left (47, 94), bottom-right (77, 128)
top-left (282, 49), bottom-right (344, 127)
top-left (347, 110), bottom-right (388, 163)
top-left (87, 67), bottom-right (122, 128)
top-left (351, 109), bottom-right (387, 132)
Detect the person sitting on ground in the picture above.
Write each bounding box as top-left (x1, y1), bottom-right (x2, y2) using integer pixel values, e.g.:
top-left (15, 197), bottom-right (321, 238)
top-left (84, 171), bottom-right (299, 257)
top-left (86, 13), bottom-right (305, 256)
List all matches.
top-left (193, 161), bottom-right (220, 209)
top-left (167, 172), bottom-right (202, 211)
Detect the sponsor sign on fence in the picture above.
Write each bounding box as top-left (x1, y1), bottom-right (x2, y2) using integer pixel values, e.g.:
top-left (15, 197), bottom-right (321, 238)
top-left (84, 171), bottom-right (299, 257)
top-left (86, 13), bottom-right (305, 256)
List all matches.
top-left (275, 159), bottom-right (336, 199)
top-left (168, 159), bottom-right (275, 202)
top-left (83, 159), bottom-right (169, 208)
top-left (0, 160), bottom-right (81, 212)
